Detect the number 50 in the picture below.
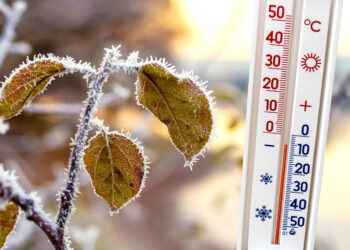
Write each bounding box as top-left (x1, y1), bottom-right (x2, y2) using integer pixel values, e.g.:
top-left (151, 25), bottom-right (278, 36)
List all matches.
top-left (269, 5), bottom-right (285, 18)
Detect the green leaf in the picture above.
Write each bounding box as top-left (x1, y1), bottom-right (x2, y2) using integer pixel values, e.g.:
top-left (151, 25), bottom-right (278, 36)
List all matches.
top-left (83, 132), bottom-right (147, 212)
top-left (136, 62), bottom-right (214, 169)
top-left (0, 202), bottom-right (19, 248)
top-left (0, 58), bottom-right (66, 119)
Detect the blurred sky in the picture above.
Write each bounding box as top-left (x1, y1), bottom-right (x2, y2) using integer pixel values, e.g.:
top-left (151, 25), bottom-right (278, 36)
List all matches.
top-left (173, 0), bottom-right (350, 61)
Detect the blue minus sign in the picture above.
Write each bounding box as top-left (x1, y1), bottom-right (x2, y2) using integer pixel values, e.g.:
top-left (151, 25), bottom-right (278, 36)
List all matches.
top-left (265, 144), bottom-right (275, 147)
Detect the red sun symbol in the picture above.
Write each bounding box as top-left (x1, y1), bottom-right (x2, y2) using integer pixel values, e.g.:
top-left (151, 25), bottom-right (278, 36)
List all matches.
top-left (301, 53), bottom-right (321, 72)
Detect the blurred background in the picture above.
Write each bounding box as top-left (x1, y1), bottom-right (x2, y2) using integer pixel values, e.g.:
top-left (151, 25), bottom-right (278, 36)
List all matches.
top-left (0, 0), bottom-right (349, 249)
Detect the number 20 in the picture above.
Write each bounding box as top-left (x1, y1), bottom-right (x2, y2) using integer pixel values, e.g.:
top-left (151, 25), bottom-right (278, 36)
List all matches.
top-left (262, 77), bottom-right (279, 89)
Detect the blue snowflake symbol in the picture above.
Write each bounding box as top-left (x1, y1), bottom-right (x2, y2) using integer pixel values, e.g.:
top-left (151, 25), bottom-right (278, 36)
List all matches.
top-left (255, 206), bottom-right (272, 221)
top-left (260, 173), bottom-right (272, 185)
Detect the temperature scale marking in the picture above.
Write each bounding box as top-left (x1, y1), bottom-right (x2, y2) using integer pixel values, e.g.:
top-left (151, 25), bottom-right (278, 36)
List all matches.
top-left (246, 1), bottom-right (294, 247)
top-left (238, 0), bottom-right (343, 250)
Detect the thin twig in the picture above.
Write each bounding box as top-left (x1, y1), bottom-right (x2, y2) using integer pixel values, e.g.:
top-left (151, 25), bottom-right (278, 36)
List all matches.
top-left (23, 85), bottom-right (130, 115)
top-left (0, 0), bottom-right (27, 66)
top-left (0, 45), bottom-right (213, 249)
top-left (23, 103), bottom-right (83, 115)
top-left (0, 166), bottom-right (61, 248)
top-left (55, 47), bottom-right (121, 247)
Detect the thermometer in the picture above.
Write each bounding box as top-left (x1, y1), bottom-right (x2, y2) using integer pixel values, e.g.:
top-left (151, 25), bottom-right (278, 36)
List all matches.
top-left (238, 0), bottom-right (343, 249)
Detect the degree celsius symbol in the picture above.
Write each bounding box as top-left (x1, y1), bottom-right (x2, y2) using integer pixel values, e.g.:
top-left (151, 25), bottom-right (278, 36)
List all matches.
top-left (304, 19), bottom-right (321, 32)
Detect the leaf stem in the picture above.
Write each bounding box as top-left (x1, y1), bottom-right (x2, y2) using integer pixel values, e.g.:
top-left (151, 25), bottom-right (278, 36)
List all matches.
top-left (55, 48), bottom-right (118, 247)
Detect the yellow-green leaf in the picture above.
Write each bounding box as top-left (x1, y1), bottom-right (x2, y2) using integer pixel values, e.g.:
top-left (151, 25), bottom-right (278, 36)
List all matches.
top-left (0, 59), bottom-right (65, 119)
top-left (136, 62), bottom-right (213, 168)
top-left (84, 132), bottom-right (147, 212)
top-left (0, 202), bottom-right (19, 248)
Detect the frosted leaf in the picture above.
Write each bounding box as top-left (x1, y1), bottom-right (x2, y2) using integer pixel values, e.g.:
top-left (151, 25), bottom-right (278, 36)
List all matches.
top-left (83, 131), bottom-right (149, 213)
top-left (0, 202), bottom-right (19, 249)
top-left (0, 55), bottom-right (95, 119)
top-left (135, 62), bottom-right (214, 169)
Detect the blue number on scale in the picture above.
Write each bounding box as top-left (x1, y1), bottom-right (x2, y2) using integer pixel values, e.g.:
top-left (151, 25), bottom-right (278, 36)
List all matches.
top-left (290, 199), bottom-right (307, 210)
top-left (295, 163), bottom-right (310, 174)
top-left (293, 181), bottom-right (308, 192)
top-left (287, 124), bottom-right (310, 232)
top-left (301, 124), bottom-right (309, 136)
top-left (290, 216), bottom-right (305, 227)
top-left (297, 144), bottom-right (310, 155)
top-left (297, 125), bottom-right (310, 155)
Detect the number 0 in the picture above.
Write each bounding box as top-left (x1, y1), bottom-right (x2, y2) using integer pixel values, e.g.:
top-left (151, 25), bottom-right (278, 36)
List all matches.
top-left (301, 124), bottom-right (309, 136)
top-left (266, 121), bottom-right (274, 132)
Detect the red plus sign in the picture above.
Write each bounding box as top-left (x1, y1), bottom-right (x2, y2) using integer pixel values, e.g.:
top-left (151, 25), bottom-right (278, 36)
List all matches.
top-left (300, 100), bottom-right (312, 112)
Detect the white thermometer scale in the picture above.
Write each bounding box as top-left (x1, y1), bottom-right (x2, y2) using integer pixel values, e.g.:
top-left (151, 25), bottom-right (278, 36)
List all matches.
top-left (238, 0), bottom-right (343, 249)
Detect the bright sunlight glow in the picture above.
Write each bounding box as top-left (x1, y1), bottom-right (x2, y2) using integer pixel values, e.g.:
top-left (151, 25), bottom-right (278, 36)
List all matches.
top-left (173, 0), bottom-right (251, 60)
top-left (173, 0), bottom-right (350, 61)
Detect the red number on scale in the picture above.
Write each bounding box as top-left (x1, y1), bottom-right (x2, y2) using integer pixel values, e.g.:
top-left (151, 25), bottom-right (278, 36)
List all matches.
top-left (265, 99), bottom-right (278, 111)
top-left (269, 5), bottom-right (285, 18)
top-left (266, 121), bottom-right (274, 132)
top-left (266, 54), bottom-right (281, 67)
top-left (266, 31), bottom-right (283, 44)
top-left (262, 77), bottom-right (279, 89)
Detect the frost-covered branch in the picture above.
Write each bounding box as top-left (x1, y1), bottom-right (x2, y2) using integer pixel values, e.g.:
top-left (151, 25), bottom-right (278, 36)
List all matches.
top-left (55, 46), bottom-right (125, 246)
top-left (0, 0), bottom-right (28, 66)
top-left (0, 165), bottom-right (62, 249)
top-left (0, 45), bottom-right (214, 249)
